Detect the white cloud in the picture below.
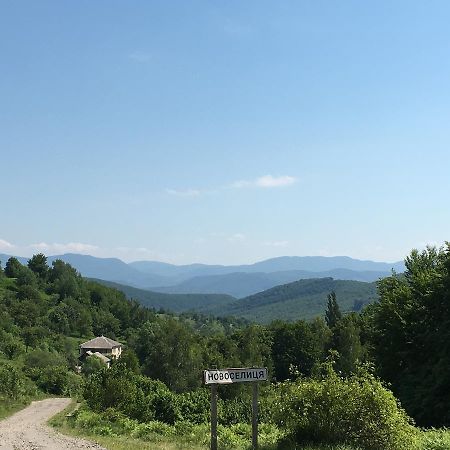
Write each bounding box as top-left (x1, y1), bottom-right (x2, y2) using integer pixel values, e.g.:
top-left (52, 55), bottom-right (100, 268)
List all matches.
top-left (129, 51), bottom-right (151, 63)
top-left (29, 242), bottom-right (99, 255)
top-left (232, 175), bottom-right (297, 189)
top-left (0, 238), bottom-right (188, 264)
top-left (0, 239), bottom-right (15, 251)
top-left (166, 188), bottom-right (201, 197)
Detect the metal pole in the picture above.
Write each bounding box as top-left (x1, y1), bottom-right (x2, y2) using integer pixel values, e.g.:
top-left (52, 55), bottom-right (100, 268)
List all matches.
top-left (211, 384), bottom-right (218, 450)
top-left (252, 382), bottom-right (259, 450)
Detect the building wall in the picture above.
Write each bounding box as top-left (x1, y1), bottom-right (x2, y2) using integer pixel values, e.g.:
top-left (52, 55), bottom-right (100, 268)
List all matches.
top-left (111, 346), bottom-right (122, 358)
top-left (80, 346), bottom-right (122, 358)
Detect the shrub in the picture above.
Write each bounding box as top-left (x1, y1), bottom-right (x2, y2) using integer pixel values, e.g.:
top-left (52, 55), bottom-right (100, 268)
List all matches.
top-left (82, 355), bottom-right (105, 376)
top-left (75, 409), bottom-right (104, 429)
top-left (30, 366), bottom-right (68, 394)
top-left (178, 389), bottom-right (210, 424)
top-left (0, 362), bottom-right (26, 399)
top-left (420, 428), bottom-right (450, 450)
top-left (84, 363), bottom-right (182, 424)
top-left (23, 349), bottom-right (66, 369)
top-left (131, 421), bottom-right (175, 440)
top-left (64, 372), bottom-right (83, 399)
top-left (269, 365), bottom-right (420, 450)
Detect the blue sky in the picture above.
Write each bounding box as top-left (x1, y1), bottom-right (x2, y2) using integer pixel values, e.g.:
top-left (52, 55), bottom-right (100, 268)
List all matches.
top-left (1, 1), bottom-right (449, 264)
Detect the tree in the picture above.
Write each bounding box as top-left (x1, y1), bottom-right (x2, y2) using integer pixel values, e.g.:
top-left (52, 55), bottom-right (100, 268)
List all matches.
top-left (119, 349), bottom-right (141, 374)
top-left (133, 318), bottom-right (204, 392)
top-left (330, 314), bottom-right (364, 376)
top-left (325, 291), bottom-right (342, 329)
top-left (16, 266), bottom-right (38, 287)
top-left (271, 319), bottom-right (328, 381)
top-left (28, 253), bottom-right (49, 281)
top-left (4, 257), bottom-right (22, 278)
top-left (369, 245), bottom-right (450, 426)
top-left (22, 326), bottom-right (48, 352)
top-left (0, 331), bottom-right (25, 359)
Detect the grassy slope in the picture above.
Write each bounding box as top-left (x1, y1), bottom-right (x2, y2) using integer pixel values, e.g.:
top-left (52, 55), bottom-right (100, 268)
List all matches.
top-left (49, 402), bottom-right (359, 450)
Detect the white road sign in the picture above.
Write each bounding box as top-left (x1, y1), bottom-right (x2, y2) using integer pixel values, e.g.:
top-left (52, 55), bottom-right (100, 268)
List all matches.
top-left (204, 367), bottom-right (268, 385)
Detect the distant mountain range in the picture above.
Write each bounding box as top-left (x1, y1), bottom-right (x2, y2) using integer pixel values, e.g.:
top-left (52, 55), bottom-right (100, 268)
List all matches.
top-left (0, 252), bottom-right (403, 298)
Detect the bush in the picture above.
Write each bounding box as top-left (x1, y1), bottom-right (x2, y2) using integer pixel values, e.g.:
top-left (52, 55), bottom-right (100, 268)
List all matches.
top-left (269, 364), bottom-right (420, 450)
top-left (420, 428), bottom-right (450, 450)
top-left (33, 366), bottom-right (69, 394)
top-left (131, 421), bottom-right (175, 440)
top-left (0, 362), bottom-right (26, 399)
top-left (64, 372), bottom-right (83, 399)
top-left (84, 363), bottom-right (182, 424)
top-left (178, 389), bottom-right (210, 424)
top-left (23, 349), bottom-right (66, 369)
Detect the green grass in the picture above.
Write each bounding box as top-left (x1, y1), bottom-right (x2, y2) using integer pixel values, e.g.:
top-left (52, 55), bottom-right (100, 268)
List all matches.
top-left (420, 428), bottom-right (450, 450)
top-left (49, 402), bottom-right (359, 450)
top-left (48, 401), bottom-right (450, 450)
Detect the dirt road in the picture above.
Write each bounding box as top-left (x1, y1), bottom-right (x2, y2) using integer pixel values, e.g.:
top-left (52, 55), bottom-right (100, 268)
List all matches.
top-left (0, 398), bottom-right (106, 450)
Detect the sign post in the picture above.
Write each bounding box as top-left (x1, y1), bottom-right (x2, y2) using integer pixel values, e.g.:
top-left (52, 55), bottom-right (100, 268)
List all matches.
top-left (204, 367), bottom-right (268, 450)
top-left (252, 382), bottom-right (258, 449)
top-left (210, 384), bottom-right (218, 450)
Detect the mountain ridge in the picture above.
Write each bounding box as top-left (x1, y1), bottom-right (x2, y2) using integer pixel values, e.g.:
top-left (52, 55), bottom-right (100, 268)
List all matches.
top-left (0, 252), bottom-right (402, 297)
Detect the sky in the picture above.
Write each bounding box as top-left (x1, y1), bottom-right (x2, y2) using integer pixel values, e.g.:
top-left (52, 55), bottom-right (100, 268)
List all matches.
top-left (1, 1), bottom-right (450, 265)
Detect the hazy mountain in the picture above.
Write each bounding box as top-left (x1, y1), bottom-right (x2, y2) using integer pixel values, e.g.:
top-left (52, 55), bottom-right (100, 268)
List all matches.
top-left (0, 253), bottom-right (28, 265)
top-left (130, 255), bottom-right (404, 278)
top-left (153, 268), bottom-right (391, 298)
top-left (129, 260), bottom-right (229, 279)
top-left (1, 253), bottom-right (402, 296)
top-left (244, 256), bottom-right (404, 273)
top-left (0, 253), bottom-right (171, 288)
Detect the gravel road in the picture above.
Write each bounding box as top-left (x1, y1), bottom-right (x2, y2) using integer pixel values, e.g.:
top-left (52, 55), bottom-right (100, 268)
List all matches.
top-left (0, 398), bottom-right (106, 450)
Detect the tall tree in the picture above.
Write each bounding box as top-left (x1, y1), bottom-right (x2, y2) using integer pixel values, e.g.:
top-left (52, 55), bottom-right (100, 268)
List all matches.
top-left (325, 291), bottom-right (342, 329)
top-left (369, 245), bottom-right (450, 426)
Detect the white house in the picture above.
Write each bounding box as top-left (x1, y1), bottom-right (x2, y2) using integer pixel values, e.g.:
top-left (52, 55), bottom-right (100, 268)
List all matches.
top-left (79, 336), bottom-right (123, 360)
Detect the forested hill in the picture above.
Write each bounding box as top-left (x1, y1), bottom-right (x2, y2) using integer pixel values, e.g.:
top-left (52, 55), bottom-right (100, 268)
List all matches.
top-left (205, 278), bottom-right (378, 323)
top-left (94, 276), bottom-right (378, 324)
top-left (90, 279), bottom-right (236, 313)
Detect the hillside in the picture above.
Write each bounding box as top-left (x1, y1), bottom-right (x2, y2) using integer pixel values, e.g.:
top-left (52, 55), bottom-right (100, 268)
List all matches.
top-left (153, 268), bottom-right (390, 298)
top-left (95, 276), bottom-right (378, 324)
top-left (205, 277), bottom-right (378, 323)
top-left (91, 279), bottom-right (237, 313)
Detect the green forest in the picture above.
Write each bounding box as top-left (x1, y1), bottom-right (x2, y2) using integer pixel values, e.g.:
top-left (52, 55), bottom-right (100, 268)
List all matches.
top-left (1, 246), bottom-right (450, 449)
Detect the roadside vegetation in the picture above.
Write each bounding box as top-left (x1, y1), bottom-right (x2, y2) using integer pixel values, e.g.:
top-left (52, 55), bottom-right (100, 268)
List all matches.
top-left (2, 245), bottom-right (450, 449)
